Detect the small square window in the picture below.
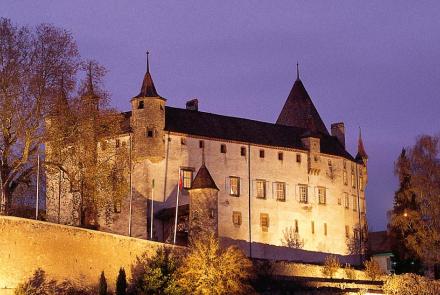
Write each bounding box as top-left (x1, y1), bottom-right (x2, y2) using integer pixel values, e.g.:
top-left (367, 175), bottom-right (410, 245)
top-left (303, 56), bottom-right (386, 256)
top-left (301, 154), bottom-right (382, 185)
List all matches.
top-left (181, 138), bottom-right (186, 145)
top-left (259, 150), bottom-right (265, 158)
top-left (147, 130), bottom-right (153, 138)
top-left (114, 200), bottom-right (122, 213)
top-left (241, 147), bottom-right (246, 156)
top-left (256, 180), bottom-right (266, 199)
top-left (232, 211), bottom-right (242, 226)
top-left (138, 100), bottom-right (144, 109)
top-left (296, 154), bottom-right (301, 163)
top-left (278, 152), bottom-right (283, 161)
top-left (220, 144), bottom-right (227, 154)
top-left (260, 213), bottom-right (269, 230)
top-left (229, 177), bottom-right (240, 197)
top-left (199, 140), bottom-right (204, 148)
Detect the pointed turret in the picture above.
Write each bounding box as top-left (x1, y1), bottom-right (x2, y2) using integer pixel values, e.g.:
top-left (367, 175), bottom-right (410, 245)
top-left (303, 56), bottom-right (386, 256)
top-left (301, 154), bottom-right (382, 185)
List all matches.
top-left (355, 128), bottom-right (368, 164)
top-left (134, 51), bottom-right (162, 99)
top-left (191, 163), bottom-right (219, 191)
top-left (276, 64), bottom-right (329, 135)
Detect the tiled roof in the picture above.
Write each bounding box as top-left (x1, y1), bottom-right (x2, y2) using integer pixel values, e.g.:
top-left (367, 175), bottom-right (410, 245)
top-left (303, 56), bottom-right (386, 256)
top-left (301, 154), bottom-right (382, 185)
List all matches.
top-left (276, 78), bottom-right (329, 135)
top-left (368, 231), bottom-right (393, 255)
top-left (190, 164), bottom-right (219, 190)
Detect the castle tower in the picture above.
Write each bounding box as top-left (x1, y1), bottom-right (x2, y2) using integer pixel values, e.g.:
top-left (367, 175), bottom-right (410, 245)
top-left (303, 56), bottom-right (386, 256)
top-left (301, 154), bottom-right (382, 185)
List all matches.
top-left (188, 163), bottom-right (219, 239)
top-left (355, 128), bottom-right (368, 166)
top-left (130, 52), bottom-right (166, 162)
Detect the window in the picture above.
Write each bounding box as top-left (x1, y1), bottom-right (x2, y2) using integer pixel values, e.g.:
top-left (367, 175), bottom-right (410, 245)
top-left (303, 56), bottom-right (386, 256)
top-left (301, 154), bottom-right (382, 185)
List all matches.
top-left (343, 160), bottom-right (347, 169)
top-left (351, 172), bottom-right (356, 188)
top-left (345, 225), bottom-right (350, 238)
top-left (324, 223), bottom-right (328, 236)
top-left (344, 193), bottom-right (349, 209)
top-left (343, 170), bottom-right (348, 185)
top-left (199, 140), bottom-right (204, 148)
top-left (181, 138), bottom-right (186, 145)
top-left (296, 154), bottom-right (301, 163)
top-left (101, 140), bottom-right (107, 151)
top-left (147, 129), bottom-right (153, 138)
top-left (353, 195), bottom-right (358, 211)
top-left (278, 152), bottom-right (283, 161)
top-left (116, 139), bottom-right (120, 148)
top-left (361, 200), bottom-right (365, 213)
top-left (220, 144), bottom-right (227, 153)
top-left (318, 187), bottom-right (326, 204)
top-left (294, 219), bottom-right (299, 233)
top-left (182, 169), bottom-right (193, 189)
top-left (209, 208), bottom-right (215, 219)
top-left (256, 179), bottom-right (266, 199)
top-left (328, 160), bottom-right (332, 167)
top-left (275, 182), bottom-right (286, 201)
top-left (241, 146), bottom-right (246, 156)
top-left (259, 149), bottom-right (265, 158)
top-left (311, 221), bottom-right (315, 234)
top-left (359, 176), bottom-right (364, 191)
top-left (337, 197), bottom-right (342, 205)
top-left (299, 185), bottom-right (308, 203)
top-left (232, 211), bottom-right (242, 226)
top-left (260, 213), bottom-right (269, 231)
top-left (138, 100), bottom-right (144, 109)
top-left (114, 200), bottom-right (122, 213)
top-left (229, 177), bottom-right (240, 197)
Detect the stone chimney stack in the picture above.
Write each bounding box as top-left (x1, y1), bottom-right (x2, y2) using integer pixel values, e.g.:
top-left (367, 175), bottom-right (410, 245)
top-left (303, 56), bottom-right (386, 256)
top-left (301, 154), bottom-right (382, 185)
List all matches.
top-left (331, 122), bottom-right (345, 148)
top-left (186, 99), bottom-right (198, 111)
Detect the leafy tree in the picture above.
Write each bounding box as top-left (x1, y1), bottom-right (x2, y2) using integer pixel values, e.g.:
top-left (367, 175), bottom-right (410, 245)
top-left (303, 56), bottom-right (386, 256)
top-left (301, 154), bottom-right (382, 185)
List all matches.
top-left (128, 247), bottom-right (181, 295)
top-left (116, 267), bottom-right (127, 295)
top-left (322, 255), bottom-right (340, 279)
top-left (390, 135), bottom-right (440, 270)
top-left (99, 271), bottom-right (107, 295)
top-left (281, 226), bottom-right (304, 249)
top-left (0, 18), bottom-right (79, 214)
top-left (383, 273), bottom-right (440, 295)
top-left (176, 234), bottom-right (253, 295)
top-left (363, 258), bottom-right (383, 281)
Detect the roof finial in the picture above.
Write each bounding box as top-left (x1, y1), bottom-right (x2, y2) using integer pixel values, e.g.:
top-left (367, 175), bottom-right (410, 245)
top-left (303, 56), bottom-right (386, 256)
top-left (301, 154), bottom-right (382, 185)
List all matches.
top-left (296, 61), bottom-right (300, 80)
top-left (146, 51), bottom-right (150, 73)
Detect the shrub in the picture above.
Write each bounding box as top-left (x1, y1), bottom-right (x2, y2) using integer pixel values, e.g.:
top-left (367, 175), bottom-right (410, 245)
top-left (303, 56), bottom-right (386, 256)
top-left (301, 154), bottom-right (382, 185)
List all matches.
top-left (322, 255), bottom-right (341, 279)
top-left (128, 246), bottom-right (181, 295)
top-left (99, 271), bottom-right (107, 295)
top-left (116, 267), bottom-right (127, 295)
top-left (383, 273), bottom-right (440, 295)
top-left (363, 258), bottom-right (383, 281)
top-left (344, 263), bottom-right (356, 280)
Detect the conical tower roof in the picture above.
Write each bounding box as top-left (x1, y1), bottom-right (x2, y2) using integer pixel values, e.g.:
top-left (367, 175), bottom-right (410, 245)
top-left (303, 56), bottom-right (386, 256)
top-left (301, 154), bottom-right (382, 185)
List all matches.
top-left (355, 128), bottom-right (368, 162)
top-left (276, 65), bottom-right (329, 135)
top-left (190, 163), bottom-right (219, 190)
top-left (134, 52), bottom-right (163, 99)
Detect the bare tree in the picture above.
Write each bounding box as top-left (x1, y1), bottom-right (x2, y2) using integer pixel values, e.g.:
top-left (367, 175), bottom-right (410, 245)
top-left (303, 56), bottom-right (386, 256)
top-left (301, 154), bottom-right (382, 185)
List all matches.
top-left (281, 226), bottom-right (304, 249)
top-left (0, 18), bottom-right (79, 214)
top-left (390, 135), bottom-right (440, 268)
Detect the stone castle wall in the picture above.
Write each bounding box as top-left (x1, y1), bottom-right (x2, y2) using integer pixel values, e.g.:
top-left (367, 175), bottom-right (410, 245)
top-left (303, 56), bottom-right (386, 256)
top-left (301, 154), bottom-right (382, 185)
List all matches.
top-left (0, 216), bottom-right (174, 292)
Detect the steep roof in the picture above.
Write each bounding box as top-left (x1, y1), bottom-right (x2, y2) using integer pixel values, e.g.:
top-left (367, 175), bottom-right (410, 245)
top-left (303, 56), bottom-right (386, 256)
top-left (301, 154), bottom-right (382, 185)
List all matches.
top-left (355, 129), bottom-right (368, 162)
top-left (190, 163), bottom-right (219, 190)
top-left (276, 77), bottom-right (329, 135)
top-left (121, 107), bottom-right (354, 160)
top-left (134, 53), bottom-right (164, 99)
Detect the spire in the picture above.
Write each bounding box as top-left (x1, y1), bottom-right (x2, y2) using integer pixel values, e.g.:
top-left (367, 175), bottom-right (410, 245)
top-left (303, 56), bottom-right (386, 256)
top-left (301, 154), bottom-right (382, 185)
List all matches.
top-left (135, 52), bottom-right (162, 98)
top-left (356, 127), bottom-right (368, 163)
top-left (190, 163), bottom-right (219, 191)
top-left (276, 66), bottom-right (329, 135)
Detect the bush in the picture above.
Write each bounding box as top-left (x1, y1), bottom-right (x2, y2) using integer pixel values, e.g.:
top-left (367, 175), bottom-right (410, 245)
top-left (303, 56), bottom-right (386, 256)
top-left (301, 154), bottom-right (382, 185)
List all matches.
top-left (322, 255), bottom-right (341, 279)
top-left (116, 267), bottom-right (127, 295)
top-left (128, 247), bottom-right (181, 295)
top-left (15, 268), bottom-right (93, 295)
top-left (99, 271), bottom-right (107, 295)
top-left (344, 263), bottom-right (356, 280)
top-left (383, 273), bottom-right (440, 295)
top-left (363, 258), bottom-right (383, 281)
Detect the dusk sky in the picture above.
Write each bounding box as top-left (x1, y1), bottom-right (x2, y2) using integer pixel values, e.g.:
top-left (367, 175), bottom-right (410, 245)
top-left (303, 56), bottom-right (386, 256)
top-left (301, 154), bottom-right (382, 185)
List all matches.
top-left (2, 1), bottom-right (439, 230)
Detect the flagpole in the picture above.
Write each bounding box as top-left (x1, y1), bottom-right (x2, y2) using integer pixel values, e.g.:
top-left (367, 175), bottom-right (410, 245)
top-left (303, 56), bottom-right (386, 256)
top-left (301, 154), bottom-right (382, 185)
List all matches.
top-left (128, 133), bottom-right (133, 237)
top-left (150, 179), bottom-right (154, 240)
top-left (35, 152), bottom-right (40, 220)
top-left (173, 168), bottom-right (181, 244)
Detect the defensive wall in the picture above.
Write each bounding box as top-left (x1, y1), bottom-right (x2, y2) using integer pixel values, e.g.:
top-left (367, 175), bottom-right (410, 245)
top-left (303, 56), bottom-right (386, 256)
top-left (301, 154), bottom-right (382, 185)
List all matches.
top-left (0, 216), bottom-right (172, 293)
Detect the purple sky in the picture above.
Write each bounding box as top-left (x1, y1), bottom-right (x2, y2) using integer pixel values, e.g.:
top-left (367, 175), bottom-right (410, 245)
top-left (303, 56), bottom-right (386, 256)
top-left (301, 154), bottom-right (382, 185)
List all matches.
top-left (2, 1), bottom-right (440, 230)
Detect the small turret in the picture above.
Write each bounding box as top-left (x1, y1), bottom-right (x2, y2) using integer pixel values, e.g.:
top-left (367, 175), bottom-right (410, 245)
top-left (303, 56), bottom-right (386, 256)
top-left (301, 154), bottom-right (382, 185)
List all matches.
top-left (355, 128), bottom-right (368, 166)
top-left (130, 52), bottom-right (166, 162)
top-left (188, 162), bottom-right (219, 239)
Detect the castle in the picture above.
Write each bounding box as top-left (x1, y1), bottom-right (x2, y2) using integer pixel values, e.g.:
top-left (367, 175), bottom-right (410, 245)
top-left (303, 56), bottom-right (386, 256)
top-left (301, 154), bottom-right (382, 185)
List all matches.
top-left (46, 56), bottom-right (368, 262)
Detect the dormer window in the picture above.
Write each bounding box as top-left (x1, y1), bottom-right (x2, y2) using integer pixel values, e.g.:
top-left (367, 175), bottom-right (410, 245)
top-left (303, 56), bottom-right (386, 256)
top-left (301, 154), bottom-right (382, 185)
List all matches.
top-left (138, 100), bottom-right (144, 109)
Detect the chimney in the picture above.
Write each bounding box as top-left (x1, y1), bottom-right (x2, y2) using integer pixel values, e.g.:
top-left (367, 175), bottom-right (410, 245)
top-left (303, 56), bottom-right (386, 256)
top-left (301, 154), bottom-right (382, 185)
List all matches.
top-left (331, 122), bottom-right (345, 148)
top-left (186, 99), bottom-right (198, 111)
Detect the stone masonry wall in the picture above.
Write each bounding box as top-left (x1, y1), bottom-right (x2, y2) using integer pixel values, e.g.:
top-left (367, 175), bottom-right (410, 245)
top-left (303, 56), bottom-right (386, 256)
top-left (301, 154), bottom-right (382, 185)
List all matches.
top-left (0, 216), bottom-right (174, 292)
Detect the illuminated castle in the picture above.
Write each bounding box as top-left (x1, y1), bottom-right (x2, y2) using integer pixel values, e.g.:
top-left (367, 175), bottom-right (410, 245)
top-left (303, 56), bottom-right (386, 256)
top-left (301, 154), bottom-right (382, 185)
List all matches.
top-left (46, 56), bottom-right (368, 263)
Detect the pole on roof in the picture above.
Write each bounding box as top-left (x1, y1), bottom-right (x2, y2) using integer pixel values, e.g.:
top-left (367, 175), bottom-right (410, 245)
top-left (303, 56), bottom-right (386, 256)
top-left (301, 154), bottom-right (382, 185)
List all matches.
top-left (173, 168), bottom-right (181, 245)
